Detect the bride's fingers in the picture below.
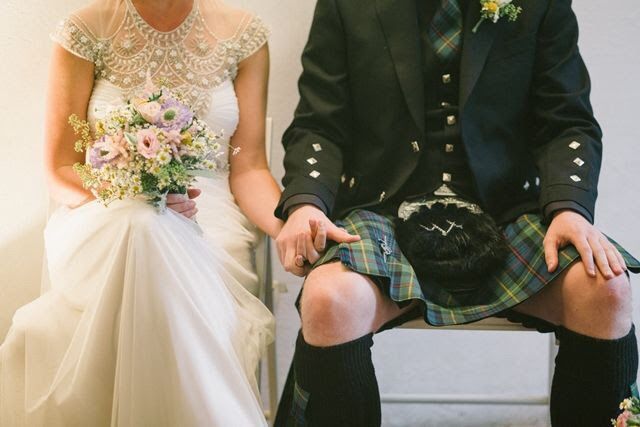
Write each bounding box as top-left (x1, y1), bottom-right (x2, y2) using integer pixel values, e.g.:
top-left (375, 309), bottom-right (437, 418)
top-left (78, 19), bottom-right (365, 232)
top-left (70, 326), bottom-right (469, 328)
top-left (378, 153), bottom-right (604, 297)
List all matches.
top-left (304, 235), bottom-right (321, 265)
top-left (166, 193), bottom-right (189, 204)
top-left (296, 233), bottom-right (308, 263)
top-left (313, 221), bottom-right (327, 252)
top-left (187, 188), bottom-right (202, 199)
top-left (285, 246), bottom-right (305, 277)
top-left (181, 208), bottom-right (198, 219)
top-left (309, 219), bottom-right (318, 238)
top-left (167, 199), bottom-right (196, 213)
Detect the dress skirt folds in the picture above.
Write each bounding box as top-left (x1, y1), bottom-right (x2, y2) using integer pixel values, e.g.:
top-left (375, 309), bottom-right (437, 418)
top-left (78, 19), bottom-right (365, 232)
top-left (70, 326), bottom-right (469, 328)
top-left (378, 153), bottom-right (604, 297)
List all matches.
top-left (0, 199), bottom-right (273, 426)
top-left (312, 209), bottom-right (640, 327)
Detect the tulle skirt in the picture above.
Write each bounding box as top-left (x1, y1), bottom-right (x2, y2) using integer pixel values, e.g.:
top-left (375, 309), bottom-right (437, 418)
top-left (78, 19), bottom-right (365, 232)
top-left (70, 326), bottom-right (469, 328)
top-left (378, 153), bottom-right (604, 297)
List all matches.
top-left (0, 195), bottom-right (274, 426)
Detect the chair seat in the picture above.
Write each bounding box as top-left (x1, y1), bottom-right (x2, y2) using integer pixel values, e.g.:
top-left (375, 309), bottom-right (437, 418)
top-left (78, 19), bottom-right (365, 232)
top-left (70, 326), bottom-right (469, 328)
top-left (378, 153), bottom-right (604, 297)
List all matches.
top-left (400, 316), bottom-right (537, 332)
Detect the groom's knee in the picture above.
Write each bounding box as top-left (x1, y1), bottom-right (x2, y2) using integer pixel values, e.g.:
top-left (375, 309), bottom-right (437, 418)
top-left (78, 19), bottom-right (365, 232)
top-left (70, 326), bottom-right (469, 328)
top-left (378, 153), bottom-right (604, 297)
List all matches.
top-left (300, 262), bottom-right (379, 346)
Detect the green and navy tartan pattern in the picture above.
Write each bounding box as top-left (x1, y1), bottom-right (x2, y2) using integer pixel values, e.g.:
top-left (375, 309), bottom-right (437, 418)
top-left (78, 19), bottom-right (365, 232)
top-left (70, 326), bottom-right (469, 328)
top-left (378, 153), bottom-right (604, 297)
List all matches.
top-left (314, 210), bottom-right (640, 326)
top-left (428, 0), bottom-right (464, 63)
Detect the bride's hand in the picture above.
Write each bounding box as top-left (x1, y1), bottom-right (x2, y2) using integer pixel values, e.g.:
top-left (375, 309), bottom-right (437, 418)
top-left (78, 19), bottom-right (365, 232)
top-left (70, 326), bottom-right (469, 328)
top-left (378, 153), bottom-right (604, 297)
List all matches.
top-left (167, 188), bottom-right (201, 219)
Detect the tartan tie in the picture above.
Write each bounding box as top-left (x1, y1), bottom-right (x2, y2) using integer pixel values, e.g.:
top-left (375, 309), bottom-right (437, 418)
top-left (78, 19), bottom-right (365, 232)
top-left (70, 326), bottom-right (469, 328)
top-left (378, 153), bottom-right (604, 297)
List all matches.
top-left (428, 0), bottom-right (463, 63)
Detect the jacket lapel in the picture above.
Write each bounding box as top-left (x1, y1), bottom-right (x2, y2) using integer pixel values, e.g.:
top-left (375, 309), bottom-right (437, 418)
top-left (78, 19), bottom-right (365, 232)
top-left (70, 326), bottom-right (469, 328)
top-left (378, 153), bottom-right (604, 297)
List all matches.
top-left (460, 3), bottom-right (500, 110)
top-left (375, 0), bottom-right (425, 135)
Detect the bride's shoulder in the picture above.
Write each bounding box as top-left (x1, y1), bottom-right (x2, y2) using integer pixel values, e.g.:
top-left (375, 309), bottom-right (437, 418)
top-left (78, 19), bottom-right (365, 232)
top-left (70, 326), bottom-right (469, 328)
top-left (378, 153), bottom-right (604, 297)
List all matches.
top-left (200, 3), bottom-right (270, 61)
top-left (60, 0), bottom-right (124, 35)
top-left (51, 0), bottom-right (124, 61)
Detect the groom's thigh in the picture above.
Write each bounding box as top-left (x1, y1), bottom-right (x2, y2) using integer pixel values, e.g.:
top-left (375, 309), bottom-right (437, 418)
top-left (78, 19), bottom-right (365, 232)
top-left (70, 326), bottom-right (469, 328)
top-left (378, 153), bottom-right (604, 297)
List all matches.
top-left (300, 261), bottom-right (415, 346)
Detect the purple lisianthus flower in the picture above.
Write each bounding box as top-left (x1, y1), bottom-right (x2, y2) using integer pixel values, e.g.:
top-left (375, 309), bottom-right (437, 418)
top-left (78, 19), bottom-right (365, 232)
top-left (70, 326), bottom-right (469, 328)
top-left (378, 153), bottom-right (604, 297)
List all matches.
top-left (158, 98), bottom-right (194, 132)
top-left (89, 143), bottom-right (109, 169)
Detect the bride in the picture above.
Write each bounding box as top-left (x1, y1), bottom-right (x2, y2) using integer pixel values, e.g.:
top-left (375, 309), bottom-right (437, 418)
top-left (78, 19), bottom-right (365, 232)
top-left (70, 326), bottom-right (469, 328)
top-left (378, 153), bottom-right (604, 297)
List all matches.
top-left (0, 0), bottom-right (281, 425)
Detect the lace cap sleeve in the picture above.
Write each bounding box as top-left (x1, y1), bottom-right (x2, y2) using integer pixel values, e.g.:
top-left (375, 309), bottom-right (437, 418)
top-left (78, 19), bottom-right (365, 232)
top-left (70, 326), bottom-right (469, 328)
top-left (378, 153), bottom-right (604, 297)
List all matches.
top-left (50, 16), bottom-right (98, 62)
top-left (235, 15), bottom-right (270, 63)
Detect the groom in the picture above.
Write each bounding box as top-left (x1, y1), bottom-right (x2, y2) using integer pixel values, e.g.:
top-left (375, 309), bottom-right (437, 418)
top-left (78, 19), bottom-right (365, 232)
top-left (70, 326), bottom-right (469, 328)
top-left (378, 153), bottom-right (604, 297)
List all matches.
top-left (274, 0), bottom-right (640, 425)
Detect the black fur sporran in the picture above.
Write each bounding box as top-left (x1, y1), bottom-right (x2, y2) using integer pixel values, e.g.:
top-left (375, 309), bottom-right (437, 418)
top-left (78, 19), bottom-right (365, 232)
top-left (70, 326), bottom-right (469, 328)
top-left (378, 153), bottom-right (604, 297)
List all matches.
top-left (395, 201), bottom-right (509, 294)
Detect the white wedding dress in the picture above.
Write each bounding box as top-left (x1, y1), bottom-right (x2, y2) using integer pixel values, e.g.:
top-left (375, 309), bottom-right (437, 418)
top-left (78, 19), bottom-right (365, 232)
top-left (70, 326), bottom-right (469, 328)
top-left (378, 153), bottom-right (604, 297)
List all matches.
top-left (0, 1), bottom-right (274, 426)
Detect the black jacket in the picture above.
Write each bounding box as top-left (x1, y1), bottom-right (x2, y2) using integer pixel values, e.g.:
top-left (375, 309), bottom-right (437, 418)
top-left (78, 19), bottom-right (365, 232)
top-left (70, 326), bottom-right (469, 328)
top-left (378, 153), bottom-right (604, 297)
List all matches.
top-left (276, 0), bottom-right (602, 225)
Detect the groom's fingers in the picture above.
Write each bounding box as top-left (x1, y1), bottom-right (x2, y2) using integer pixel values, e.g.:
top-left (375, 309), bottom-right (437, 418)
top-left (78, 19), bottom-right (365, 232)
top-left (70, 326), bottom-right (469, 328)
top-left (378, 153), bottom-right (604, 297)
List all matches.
top-left (326, 224), bottom-right (360, 243)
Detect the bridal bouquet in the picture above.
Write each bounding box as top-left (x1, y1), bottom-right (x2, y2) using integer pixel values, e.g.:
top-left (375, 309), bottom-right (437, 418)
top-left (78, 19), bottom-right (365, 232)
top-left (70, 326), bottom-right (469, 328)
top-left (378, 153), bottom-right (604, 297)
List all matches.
top-left (613, 398), bottom-right (640, 426)
top-left (70, 80), bottom-right (229, 209)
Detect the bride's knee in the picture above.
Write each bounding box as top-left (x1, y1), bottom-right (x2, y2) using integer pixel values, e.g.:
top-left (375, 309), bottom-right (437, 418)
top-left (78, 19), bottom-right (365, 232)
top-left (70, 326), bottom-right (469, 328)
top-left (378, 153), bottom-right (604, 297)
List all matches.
top-left (126, 204), bottom-right (164, 234)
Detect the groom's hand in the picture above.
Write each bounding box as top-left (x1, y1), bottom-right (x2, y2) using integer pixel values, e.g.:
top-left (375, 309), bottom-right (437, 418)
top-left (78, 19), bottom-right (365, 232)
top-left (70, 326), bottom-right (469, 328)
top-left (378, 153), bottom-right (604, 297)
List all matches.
top-left (276, 204), bottom-right (360, 277)
top-left (167, 188), bottom-right (201, 219)
top-left (544, 209), bottom-right (627, 279)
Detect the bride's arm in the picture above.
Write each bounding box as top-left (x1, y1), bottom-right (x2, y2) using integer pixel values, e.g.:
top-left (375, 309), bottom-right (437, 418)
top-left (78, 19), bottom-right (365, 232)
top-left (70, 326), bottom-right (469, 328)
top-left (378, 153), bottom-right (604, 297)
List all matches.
top-left (43, 45), bottom-right (95, 208)
top-left (230, 44), bottom-right (283, 239)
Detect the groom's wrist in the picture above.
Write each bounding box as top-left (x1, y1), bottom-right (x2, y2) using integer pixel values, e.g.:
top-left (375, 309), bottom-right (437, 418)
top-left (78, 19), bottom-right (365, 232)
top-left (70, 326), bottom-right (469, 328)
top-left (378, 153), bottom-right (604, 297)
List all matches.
top-left (282, 194), bottom-right (328, 220)
top-left (544, 200), bottom-right (593, 225)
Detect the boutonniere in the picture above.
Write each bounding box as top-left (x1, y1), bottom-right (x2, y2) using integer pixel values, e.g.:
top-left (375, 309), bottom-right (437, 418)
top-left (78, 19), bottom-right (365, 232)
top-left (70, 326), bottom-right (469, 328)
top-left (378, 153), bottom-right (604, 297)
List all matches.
top-left (472, 0), bottom-right (523, 33)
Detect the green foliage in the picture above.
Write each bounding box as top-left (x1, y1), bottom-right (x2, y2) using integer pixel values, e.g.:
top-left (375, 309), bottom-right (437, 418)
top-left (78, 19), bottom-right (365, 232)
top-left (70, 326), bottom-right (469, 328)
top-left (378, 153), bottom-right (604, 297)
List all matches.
top-left (140, 172), bottom-right (159, 193)
top-left (503, 4), bottom-right (523, 22)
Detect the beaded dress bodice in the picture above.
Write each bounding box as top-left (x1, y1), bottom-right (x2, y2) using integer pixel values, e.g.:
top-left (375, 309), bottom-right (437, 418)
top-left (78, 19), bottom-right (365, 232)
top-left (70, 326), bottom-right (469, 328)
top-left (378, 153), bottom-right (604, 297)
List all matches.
top-left (52, 0), bottom-right (269, 118)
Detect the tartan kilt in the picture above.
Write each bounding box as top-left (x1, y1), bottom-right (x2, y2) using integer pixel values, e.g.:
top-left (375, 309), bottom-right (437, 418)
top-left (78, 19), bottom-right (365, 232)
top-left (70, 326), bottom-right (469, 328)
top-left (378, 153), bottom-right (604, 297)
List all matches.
top-left (312, 209), bottom-right (640, 326)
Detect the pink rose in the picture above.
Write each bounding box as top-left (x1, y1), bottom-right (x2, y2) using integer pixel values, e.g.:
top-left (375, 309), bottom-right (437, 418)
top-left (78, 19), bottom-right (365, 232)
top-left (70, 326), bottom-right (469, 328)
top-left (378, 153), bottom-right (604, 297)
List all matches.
top-left (136, 128), bottom-right (160, 159)
top-left (136, 101), bottom-right (162, 123)
top-left (617, 410), bottom-right (632, 427)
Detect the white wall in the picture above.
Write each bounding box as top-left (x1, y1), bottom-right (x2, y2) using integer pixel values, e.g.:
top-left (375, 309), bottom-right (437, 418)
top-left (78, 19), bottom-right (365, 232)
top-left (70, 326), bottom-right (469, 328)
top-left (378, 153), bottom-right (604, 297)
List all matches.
top-left (1, 1), bottom-right (638, 425)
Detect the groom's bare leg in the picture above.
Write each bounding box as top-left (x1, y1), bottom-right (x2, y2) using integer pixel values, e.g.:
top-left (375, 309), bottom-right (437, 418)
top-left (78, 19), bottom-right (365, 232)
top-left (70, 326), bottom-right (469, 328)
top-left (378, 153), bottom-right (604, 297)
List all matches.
top-left (277, 261), bottom-right (416, 427)
top-left (301, 261), bottom-right (417, 346)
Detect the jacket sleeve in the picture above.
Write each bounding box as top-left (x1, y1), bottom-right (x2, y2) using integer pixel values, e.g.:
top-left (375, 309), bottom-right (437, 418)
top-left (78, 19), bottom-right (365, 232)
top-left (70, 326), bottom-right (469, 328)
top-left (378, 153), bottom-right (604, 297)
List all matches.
top-left (531, 0), bottom-right (603, 223)
top-left (274, 0), bottom-right (352, 220)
